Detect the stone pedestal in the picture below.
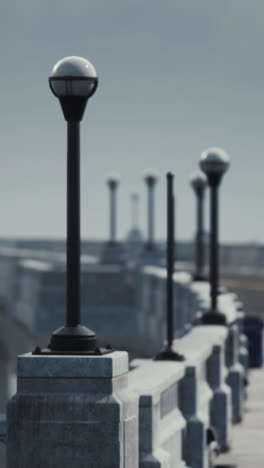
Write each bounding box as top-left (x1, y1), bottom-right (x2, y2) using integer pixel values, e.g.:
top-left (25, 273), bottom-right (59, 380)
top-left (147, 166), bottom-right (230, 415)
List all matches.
top-left (7, 351), bottom-right (138, 468)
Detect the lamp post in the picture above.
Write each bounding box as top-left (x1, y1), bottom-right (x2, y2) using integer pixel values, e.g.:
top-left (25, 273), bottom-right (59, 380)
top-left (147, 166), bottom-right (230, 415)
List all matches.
top-left (190, 170), bottom-right (208, 281)
top-left (155, 173), bottom-right (184, 361)
top-left (131, 192), bottom-right (140, 231)
top-left (199, 147), bottom-right (230, 324)
top-left (47, 56), bottom-right (103, 353)
top-left (106, 173), bottom-right (120, 244)
top-left (143, 169), bottom-right (159, 250)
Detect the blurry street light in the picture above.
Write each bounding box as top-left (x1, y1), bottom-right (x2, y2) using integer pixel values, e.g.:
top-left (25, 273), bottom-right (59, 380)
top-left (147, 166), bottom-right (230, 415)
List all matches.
top-left (48, 56), bottom-right (100, 353)
top-left (106, 173), bottom-right (120, 244)
top-left (200, 147), bottom-right (230, 324)
top-left (190, 170), bottom-right (208, 281)
top-left (155, 173), bottom-right (184, 361)
top-left (131, 193), bottom-right (140, 231)
top-left (143, 169), bottom-right (159, 250)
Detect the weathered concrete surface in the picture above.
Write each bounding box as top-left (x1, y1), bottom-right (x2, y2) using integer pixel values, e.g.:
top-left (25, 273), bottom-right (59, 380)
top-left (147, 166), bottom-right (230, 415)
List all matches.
top-left (217, 369), bottom-right (264, 468)
top-left (129, 359), bottom-right (186, 468)
top-left (7, 352), bottom-right (139, 468)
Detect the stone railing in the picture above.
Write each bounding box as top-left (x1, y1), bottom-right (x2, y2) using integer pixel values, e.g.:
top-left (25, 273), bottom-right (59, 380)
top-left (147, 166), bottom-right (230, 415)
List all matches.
top-left (0, 253), bottom-right (249, 468)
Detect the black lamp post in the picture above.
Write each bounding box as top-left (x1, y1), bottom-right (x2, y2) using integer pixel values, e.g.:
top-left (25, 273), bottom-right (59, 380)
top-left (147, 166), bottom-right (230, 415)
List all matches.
top-left (46, 56), bottom-right (103, 353)
top-left (106, 173), bottom-right (120, 244)
top-left (155, 173), bottom-right (184, 361)
top-left (190, 170), bottom-right (208, 281)
top-left (199, 147), bottom-right (230, 325)
top-left (143, 169), bottom-right (159, 250)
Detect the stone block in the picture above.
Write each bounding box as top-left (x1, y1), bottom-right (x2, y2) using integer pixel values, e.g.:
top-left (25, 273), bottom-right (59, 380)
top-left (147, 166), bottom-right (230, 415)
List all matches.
top-left (7, 351), bottom-right (138, 468)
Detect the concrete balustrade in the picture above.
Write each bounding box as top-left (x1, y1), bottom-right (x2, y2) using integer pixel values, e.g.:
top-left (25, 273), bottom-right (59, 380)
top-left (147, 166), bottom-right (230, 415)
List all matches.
top-left (0, 248), bottom-right (97, 316)
top-left (0, 248), bottom-right (249, 468)
top-left (191, 326), bottom-right (231, 452)
top-left (129, 359), bottom-right (186, 468)
top-left (173, 332), bottom-right (214, 468)
top-left (139, 267), bottom-right (193, 349)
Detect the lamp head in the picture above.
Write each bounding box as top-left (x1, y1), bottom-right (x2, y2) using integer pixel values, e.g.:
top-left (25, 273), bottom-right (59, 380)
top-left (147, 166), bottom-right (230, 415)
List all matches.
top-left (190, 170), bottom-right (208, 194)
top-left (106, 172), bottom-right (120, 190)
top-left (49, 56), bottom-right (98, 121)
top-left (200, 147), bottom-right (230, 175)
top-left (143, 168), bottom-right (160, 186)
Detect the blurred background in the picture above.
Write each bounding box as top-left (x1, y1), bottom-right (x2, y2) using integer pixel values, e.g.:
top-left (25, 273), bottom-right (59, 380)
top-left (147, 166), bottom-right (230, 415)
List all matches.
top-left (1, 2), bottom-right (264, 463)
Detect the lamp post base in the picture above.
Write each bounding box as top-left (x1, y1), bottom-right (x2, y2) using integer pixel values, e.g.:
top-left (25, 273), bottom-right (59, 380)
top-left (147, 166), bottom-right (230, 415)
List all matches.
top-left (44, 325), bottom-right (102, 354)
top-left (192, 273), bottom-right (208, 282)
top-left (200, 311), bottom-right (227, 325)
top-left (154, 346), bottom-right (185, 361)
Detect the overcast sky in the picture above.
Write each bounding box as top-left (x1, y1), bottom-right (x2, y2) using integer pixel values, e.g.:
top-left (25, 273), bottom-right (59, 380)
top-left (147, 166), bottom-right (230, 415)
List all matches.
top-left (1, 1), bottom-right (264, 243)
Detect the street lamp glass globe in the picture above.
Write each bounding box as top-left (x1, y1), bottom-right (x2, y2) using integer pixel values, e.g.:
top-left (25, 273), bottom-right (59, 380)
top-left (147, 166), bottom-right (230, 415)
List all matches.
top-left (106, 172), bottom-right (121, 186)
top-left (199, 147), bottom-right (230, 175)
top-left (143, 168), bottom-right (160, 184)
top-left (190, 170), bottom-right (207, 190)
top-left (49, 56), bottom-right (98, 98)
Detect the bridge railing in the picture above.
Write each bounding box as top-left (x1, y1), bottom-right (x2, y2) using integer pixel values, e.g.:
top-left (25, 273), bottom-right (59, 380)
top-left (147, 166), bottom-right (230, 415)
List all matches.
top-left (0, 253), bottom-right (249, 468)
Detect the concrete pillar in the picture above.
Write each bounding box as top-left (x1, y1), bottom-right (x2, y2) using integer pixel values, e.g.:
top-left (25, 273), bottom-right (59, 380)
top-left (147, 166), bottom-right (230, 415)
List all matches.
top-left (7, 351), bottom-right (138, 468)
top-left (207, 344), bottom-right (231, 451)
top-left (225, 324), bottom-right (244, 423)
top-left (179, 366), bottom-right (210, 468)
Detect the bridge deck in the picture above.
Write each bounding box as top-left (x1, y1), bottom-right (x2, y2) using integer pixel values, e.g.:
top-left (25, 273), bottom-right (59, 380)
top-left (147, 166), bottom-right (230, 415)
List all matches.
top-left (217, 369), bottom-right (264, 468)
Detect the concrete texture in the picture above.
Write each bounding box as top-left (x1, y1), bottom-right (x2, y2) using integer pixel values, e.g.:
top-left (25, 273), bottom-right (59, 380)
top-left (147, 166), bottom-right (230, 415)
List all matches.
top-left (17, 351), bottom-right (128, 378)
top-left (173, 332), bottom-right (213, 468)
top-left (217, 369), bottom-right (264, 468)
top-left (129, 359), bottom-right (186, 468)
top-left (188, 326), bottom-right (232, 452)
top-left (7, 352), bottom-right (139, 468)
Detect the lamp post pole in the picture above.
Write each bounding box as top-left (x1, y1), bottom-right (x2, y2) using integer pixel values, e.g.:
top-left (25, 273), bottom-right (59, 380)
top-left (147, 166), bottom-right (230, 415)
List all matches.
top-left (210, 178), bottom-right (219, 312)
top-left (67, 120), bottom-right (81, 327)
top-left (46, 55), bottom-right (110, 353)
top-left (143, 169), bottom-right (159, 250)
top-left (131, 193), bottom-right (139, 231)
top-left (190, 171), bottom-right (207, 281)
top-left (155, 173), bottom-right (184, 361)
top-left (106, 174), bottom-right (120, 244)
top-left (199, 147), bottom-right (230, 325)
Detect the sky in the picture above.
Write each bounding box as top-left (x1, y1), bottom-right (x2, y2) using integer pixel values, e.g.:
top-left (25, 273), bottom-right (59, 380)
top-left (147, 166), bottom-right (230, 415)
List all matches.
top-left (1, 1), bottom-right (264, 243)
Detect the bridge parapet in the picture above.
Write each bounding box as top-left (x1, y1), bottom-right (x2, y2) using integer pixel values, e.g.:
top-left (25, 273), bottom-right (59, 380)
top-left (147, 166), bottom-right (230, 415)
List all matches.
top-left (129, 360), bottom-right (186, 467)
top-left (0, 251), bottom-right (249, 468)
